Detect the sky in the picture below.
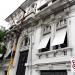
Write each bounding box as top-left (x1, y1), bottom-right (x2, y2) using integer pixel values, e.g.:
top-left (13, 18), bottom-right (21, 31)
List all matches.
top-left (0, 0), bottom-right (25, 29)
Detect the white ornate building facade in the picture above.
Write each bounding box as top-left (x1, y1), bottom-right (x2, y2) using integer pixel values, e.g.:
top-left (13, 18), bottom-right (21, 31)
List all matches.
top-left (3, 0), bottom-right (75, 75)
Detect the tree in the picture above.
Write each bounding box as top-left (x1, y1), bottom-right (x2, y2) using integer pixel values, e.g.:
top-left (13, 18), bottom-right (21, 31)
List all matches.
top-left (0, 30), bottom-right (5, 42)
top-left (0, 29), bottom-right (6, 55)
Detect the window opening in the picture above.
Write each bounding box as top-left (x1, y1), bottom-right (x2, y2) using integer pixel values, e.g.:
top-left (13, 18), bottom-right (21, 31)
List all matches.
top-left (53, 33), bottom-right (67, 50)
top-left (52, 0), bottom-right (57, 3)
top-left (38, 3), bottom-right (48, 10)
top-left (39, 39), bottom-right (50, 52)
top-left (60, 33), bottom-right (67, 48)
top-left (24, 37), bottom-right (30, 46)
top-left (53, 45), bottom-right (59, 50)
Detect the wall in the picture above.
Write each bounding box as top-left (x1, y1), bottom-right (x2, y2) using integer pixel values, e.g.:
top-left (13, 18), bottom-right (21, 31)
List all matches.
top-left (69, 5), bottom-right (75, 57)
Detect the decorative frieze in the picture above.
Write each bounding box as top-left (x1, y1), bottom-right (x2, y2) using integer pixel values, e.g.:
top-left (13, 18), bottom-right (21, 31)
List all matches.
top-left (42, 24), bottom-right (51, 35)
top-left (35, 62), bottom-right (71, 70)
top-left (56, 19), bottom-right (67, 30)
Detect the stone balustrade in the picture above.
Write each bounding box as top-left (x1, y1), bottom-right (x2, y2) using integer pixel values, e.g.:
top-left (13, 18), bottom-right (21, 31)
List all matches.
top-left (37, 47), bottom-right (72, 59)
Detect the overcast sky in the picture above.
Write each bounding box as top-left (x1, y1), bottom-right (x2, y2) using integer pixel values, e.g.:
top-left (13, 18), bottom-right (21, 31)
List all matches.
top-left (0, 0), bottom-right (25, 29)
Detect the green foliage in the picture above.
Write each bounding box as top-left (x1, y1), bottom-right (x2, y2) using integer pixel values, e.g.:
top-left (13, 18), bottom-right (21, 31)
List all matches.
top-left (0, 44), bottom-right (6, 54)
top-left (0, 44), bottom-right (2, 53)
top-left (0, 29), bottom-right (6, 54)
top-left (0, 30), bottom-right (5, 42)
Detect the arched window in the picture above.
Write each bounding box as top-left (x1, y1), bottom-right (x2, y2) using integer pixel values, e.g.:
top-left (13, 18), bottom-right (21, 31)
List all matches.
top-left (24, 36), bottom-right (30, 46)
top-left (21, 36), bottom-right (30, 47)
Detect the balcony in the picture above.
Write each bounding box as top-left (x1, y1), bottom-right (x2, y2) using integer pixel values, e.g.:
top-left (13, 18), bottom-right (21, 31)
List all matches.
top-left (37, 47), bottom-right (72, 59)
top-left (35, 47), bottom-right (72, 65)
top-left (34, 0), bottom-right (73, 20)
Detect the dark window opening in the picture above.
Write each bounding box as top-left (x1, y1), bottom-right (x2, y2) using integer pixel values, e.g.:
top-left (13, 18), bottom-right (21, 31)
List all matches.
top-left (39, 39), bottom-right (50, 52)
top-left (46, 39), bottom-right (50, 50)
top-left (53, 45), bottom-right (59, 50)
top-left (52, 0), bottom-right (57, 3)
top-left (25, 37), bottom-right (29, 46)
top-left (24, 37), bottom-right (30, 46)
top-left (38, 3), bottom-right (48, 10)
top-left (53, 33), bottom-right (67, 50)
top-left (60, 34), bottom-right (67, 48)
top-left (39, 48), bottom-right (49, 53)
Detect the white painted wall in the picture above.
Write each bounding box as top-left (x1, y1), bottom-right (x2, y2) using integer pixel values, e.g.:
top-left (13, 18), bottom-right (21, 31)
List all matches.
top-left (67, 70), bottom-right (75, 75)
top-left (69, 5), bottom-right (75, 57)
top-left (32, 26), bottom-right (42, 62)
top-left (31, 26), bottom-right (42, 75)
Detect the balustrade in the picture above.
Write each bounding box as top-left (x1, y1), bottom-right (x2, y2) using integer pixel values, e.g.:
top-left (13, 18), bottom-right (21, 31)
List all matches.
top-left (37, 47), bottom-right (72, 59)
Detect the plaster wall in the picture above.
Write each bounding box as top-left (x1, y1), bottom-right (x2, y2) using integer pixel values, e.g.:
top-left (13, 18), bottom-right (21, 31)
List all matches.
top-left (69, 5), bottom-right (75, 57)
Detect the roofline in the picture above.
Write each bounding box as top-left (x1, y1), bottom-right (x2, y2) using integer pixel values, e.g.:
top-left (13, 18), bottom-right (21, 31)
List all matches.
top-left (5, 0), bottom-right (36, 22)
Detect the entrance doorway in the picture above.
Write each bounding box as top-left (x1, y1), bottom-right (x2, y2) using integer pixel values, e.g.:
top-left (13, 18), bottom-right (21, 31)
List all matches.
top-left (41, 70), bottom-right (67, 75)
top-left (16, 50), bottom-right (29, 75)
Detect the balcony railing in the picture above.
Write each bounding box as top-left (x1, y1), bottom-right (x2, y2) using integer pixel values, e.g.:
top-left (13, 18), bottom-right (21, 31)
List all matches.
top-left (36, 47), bottom-right (72, 59)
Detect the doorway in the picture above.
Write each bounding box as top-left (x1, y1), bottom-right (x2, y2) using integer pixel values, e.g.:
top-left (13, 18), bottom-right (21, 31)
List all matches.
top-left (16, 50), bottom-right (29, 75)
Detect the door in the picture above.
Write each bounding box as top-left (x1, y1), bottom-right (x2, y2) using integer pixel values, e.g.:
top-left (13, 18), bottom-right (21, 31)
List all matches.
top-left (41, 70), bottom-right (67, 75)
top-left (16, 50), bottom-right (28, 75)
